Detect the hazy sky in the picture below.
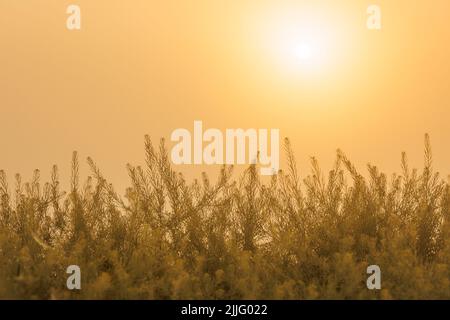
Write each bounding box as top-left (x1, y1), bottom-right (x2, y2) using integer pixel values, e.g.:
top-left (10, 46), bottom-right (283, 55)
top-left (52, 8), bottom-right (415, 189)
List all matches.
top-left (1, 0), bottom-right (449, 188)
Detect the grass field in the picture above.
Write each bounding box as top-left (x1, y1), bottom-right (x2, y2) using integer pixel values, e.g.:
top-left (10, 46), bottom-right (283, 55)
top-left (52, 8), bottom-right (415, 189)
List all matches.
top-left (0, 134), bottom-right (449, 299)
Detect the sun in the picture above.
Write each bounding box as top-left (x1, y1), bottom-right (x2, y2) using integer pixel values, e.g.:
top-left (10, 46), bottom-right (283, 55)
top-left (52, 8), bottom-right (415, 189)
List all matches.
top-left (268, 27), bottom-right (328, 71)
top-left (294, 43), bottom-right (314, 61)
top-left (275, 24), bottom-right (334, 71)
top-left (255, 5), bottom-right (348, 76)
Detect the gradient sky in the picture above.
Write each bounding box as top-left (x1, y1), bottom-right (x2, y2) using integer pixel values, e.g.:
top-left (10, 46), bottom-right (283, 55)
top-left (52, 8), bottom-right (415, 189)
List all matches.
top-left (1, 0), bottom-right (449, 188)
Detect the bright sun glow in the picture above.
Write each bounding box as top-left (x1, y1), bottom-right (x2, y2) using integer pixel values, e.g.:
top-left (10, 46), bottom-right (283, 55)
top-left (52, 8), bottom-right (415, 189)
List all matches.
top-left (294, 43), bottom-right (314, 61)
top-left (256, 6), bottom-right (349, 76)
top-left (275, 25), bottom-right (335, 71)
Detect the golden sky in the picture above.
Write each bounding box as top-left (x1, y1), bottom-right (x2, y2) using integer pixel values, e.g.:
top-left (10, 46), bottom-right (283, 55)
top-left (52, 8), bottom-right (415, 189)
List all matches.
top-left (1, 0), bottom-right (450, 187)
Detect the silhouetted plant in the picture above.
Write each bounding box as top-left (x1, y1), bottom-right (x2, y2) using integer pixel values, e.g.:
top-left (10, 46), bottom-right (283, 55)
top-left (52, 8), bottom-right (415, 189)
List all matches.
top-left (0, 134), bottom-right (449, 299)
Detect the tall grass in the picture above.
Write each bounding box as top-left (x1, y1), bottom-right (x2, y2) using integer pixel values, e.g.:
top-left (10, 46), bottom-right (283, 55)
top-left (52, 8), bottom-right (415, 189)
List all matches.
top-left (0, 134), bottom-right (449, 299)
